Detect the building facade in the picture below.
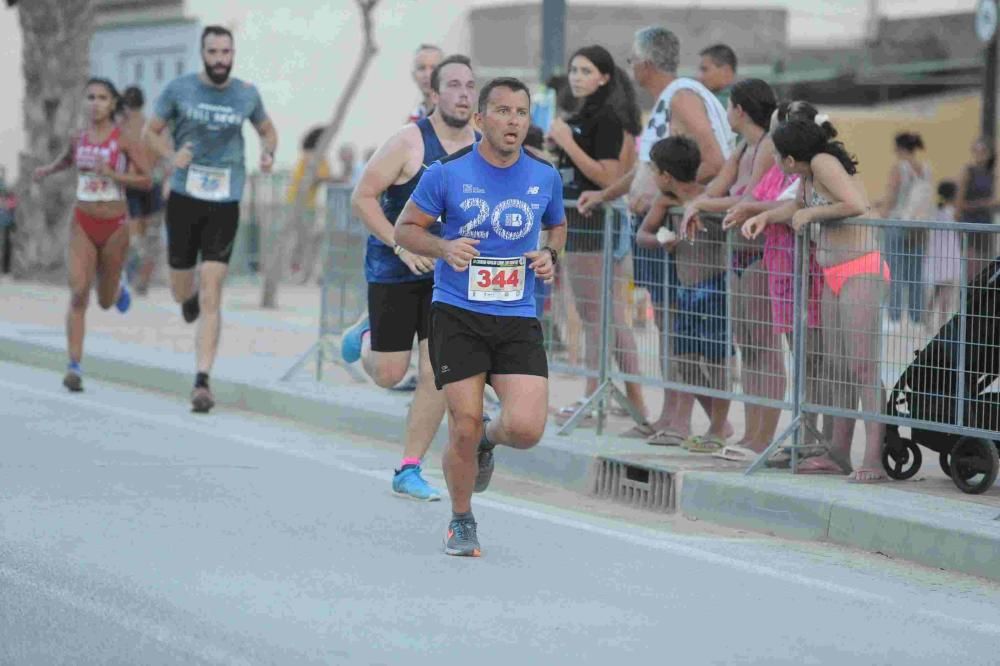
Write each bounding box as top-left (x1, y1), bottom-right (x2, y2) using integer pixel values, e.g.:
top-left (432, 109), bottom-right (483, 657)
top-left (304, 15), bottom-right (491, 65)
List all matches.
top-left (89, 0), bottom-right (201, 108)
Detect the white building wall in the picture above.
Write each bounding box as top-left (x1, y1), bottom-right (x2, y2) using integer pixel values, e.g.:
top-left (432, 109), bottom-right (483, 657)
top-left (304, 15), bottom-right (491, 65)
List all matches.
top-left (89, 19), bottom-right (202, 109)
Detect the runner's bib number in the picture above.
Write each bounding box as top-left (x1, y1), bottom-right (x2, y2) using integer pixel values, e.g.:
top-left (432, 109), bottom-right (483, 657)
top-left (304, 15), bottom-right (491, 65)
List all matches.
top-left (468, 256), bottom-right (525, 302)
top-left (76, 173), bottom-right (121, 202)
top-left (186, 164), bottom-right (231, 201)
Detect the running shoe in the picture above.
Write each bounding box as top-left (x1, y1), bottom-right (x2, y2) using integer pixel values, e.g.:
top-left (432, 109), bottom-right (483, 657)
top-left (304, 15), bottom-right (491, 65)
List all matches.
top-left (182, 294), bottom-right (200, 324)
top-left (443, 517), bottom-right (481, 557)
top-left (392, 466), bottom-right (442, 501)
top-left (62, 369), bottom-right (83, 393)
top-left (340, 314), bottom-right (370, 363)
top-left (115, 283), bottom-right (131, 314)
top-left (191, 386), bottom-right (215, 413)
top-left (474, 414), bottom-right (495, 493)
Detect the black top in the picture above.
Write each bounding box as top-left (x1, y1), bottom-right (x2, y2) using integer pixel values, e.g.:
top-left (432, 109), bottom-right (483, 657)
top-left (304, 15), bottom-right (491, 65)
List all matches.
top-left (556, 105), bottom-right (624, 199)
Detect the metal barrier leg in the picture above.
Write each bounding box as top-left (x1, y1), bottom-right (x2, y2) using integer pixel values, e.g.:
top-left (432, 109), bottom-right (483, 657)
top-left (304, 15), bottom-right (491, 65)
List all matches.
top-left (559, 208), bottom-right (623, 436)
top-left (746, 225), bottom-right (809, 474)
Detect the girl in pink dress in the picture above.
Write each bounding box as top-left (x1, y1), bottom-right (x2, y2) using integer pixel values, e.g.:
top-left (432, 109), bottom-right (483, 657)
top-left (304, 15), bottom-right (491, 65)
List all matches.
top-left (720, 101), bottom-right (826, 462)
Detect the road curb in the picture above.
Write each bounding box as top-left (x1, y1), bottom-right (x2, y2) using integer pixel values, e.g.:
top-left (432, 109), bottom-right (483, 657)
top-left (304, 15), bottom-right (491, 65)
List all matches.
top-left (678, 471), bottom-right (1000, 582)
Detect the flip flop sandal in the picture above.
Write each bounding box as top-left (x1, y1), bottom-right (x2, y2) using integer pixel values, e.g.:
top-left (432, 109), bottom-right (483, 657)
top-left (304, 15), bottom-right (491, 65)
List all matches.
top-left (687, 435), bottom-right (726, 454)
top-left (553, 404), bottom-right (596, 427)
top-left (712, 444), bottom-right (760, 463)
top-left (620, 422), bottom-right (656, 439)
top-left (795, 455), bottom-right (850, 475)
top-left (847, 468), bottom-right (889, 484)
top-left (647, 429), bottom-right (686, 447)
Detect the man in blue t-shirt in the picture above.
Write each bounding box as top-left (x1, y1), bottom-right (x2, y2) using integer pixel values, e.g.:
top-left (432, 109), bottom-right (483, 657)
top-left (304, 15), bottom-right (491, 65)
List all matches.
top-left (396, 77), bottom-right (567, 557)
top-left (143, 25), bottom-right (278, 414)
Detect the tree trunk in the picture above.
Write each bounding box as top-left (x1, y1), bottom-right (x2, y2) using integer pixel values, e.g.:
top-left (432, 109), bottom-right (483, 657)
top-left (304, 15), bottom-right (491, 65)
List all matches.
top-left (260, 0), bottom-right (380, 309)
top-left (13, 0), bottom-right (95, 278)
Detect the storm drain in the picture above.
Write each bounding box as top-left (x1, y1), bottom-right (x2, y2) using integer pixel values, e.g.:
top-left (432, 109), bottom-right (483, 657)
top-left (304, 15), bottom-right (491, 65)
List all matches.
top-left (592, 457), bottom-right (674, 512)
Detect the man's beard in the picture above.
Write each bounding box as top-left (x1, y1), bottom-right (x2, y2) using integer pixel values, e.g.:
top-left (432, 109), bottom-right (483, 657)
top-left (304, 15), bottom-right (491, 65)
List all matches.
top-left (439, 108), bottom-right (470, 129)
top-left (204, 61), bottom-right (232, 84)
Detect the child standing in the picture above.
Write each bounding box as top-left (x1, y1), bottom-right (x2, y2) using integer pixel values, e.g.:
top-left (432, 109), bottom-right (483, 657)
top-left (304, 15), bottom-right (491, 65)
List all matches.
top-left (923, 181), bottom-right (962, 332)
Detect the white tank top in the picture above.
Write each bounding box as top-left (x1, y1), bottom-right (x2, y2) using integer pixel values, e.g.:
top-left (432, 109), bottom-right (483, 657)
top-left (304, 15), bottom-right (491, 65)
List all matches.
top-left (639, 77), bottom-right (734, 163)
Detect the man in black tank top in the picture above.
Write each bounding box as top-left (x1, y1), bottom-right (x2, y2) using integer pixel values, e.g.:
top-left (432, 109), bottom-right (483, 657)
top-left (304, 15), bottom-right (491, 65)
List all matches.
top-left (344, 55), bottom-right (478, 502)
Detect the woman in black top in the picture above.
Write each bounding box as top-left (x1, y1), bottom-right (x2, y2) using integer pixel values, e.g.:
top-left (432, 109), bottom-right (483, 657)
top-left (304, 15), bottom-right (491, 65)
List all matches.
top-left (547, 45), bottom-right (652, 435)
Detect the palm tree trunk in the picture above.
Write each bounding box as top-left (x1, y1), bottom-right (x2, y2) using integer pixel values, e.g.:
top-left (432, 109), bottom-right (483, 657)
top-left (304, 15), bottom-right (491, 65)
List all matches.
top-left (13, 0), bottom-right (95, 277)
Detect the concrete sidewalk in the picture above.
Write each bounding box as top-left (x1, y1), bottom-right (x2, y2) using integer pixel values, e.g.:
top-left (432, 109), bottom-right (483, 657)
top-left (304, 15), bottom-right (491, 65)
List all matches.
top-left (1, 279), bottom-right (998, 582)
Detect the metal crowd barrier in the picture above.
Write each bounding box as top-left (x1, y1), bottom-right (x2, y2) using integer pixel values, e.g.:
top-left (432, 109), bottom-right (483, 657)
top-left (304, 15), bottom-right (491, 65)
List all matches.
top-left (547, 202), bottom-right (1000, 481)
top-left (280, 183), bottom-right (368, 382)
top-left (292, 189), bottom-right (1000, 484)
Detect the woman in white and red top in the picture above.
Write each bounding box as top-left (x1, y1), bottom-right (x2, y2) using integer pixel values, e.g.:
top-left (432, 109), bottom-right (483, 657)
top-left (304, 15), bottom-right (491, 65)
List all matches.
top-left (33, 77), bottom-right (151, 392)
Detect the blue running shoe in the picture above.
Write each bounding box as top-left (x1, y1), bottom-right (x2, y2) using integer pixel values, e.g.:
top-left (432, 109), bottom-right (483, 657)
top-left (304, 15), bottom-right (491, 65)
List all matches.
top-left (341, 314), bottom-right (370, 364)
top-left (392, 466), bottom-right (442, 501)
top-left (115, 283), bottom-right (131, 314)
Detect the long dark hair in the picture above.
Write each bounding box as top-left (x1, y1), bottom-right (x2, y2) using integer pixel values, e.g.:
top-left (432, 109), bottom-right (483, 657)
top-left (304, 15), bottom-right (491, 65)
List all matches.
top-left (773, 119), bottom-right (859, 175)
top-left (567, 45), bottom-right (616, 125)
top-left (86, 77), bottom-right (124, 117)
top-left (730, 79), bottom-right (776, 131)
top-left (610, 65), bottom-right (642, 136)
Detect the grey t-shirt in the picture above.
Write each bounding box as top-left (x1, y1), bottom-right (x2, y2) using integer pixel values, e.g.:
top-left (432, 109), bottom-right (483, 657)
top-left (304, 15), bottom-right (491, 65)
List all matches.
top-left (154, 73), bottom-right (267, 203)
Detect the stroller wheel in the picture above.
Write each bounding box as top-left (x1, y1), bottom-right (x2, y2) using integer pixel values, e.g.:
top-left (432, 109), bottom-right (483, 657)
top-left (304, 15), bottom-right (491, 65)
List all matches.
top-left (939, 451), bottom-right (952, 477)
top-left (882, 435), bottom-right (922, 480)
top-left (950, 437), bottom-right (1000, 495)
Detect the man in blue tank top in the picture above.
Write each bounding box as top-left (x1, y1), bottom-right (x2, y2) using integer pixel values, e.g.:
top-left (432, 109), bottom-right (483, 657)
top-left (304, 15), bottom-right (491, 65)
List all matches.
top-left (396, 78), bottom-right (567, 557)
top-left (344, 55), bottom-right (478, 501)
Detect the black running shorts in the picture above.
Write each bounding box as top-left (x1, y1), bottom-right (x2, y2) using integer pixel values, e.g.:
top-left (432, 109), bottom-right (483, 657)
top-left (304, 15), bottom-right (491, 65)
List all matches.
top-left (429, 302), bottom-right (548, 390)
top-left (165, 191), bottom-right (240, 269)
top-left (368, 279), bottom-right (434, 352)
top-left (126, 185), bottom-right (164, 218)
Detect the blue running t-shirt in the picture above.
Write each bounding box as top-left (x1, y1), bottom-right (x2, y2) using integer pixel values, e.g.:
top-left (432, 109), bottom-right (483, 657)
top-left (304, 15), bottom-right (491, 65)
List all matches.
top-left (410, 143), bottom-right (565, 318)
top-left (154, 73), bottom-right (267, 203)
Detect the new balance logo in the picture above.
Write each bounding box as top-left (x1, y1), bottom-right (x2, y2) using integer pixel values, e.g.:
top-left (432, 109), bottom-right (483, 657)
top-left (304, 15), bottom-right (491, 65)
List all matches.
top-left (526, 186), bottom-right (540, 195)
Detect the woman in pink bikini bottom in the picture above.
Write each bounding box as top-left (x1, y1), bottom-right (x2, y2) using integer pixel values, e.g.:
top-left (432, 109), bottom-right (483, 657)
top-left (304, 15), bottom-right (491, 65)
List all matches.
top-left (743, 116), bottom-right (888, 484)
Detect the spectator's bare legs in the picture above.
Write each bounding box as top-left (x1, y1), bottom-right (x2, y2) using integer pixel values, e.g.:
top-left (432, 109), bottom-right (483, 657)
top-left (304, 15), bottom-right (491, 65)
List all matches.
top-left (648, 304), bottom-right (730, 437)
top-left (611, 260), bottom-right (648, 419)
top-left (800, 278), bottom-right (885, 479)
top-left (839, 278), bottom-right (886, 481)
top-left (736, 262), bottom-right (787, 453)
top-left (566, 253), bottom-right (648, 420)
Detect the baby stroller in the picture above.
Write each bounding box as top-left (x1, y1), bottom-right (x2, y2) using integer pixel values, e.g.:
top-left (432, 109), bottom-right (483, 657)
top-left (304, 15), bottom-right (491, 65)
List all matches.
top-left (883, 258), bottom-right (1000, 494)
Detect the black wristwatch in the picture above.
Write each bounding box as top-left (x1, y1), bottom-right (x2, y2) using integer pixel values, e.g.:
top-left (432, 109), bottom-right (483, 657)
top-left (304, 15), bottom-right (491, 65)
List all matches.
top-left (543, 246), bottom-right (558, 265)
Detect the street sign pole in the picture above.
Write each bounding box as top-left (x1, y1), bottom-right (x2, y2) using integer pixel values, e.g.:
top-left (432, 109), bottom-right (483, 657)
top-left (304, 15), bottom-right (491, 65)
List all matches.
top-left (541, 0), bottom-right (566, 83)
top-left (984, 36), bottom-right (998, 140)
top-left (977, 0), bottom-right (999, 139)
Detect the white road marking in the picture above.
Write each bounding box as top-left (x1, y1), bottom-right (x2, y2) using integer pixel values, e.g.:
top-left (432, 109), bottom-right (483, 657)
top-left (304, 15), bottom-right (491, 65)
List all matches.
top-left (3, 376), bottom-right (1000, 640)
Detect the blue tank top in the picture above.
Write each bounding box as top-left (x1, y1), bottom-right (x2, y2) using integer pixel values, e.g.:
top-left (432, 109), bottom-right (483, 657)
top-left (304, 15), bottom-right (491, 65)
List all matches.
top-left (365, 118), bottom-right (452, 283)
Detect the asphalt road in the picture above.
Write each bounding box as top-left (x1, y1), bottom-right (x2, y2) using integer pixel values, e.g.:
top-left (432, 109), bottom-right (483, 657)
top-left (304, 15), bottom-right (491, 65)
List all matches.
top-left (2, 361), bottom-right (999, 665)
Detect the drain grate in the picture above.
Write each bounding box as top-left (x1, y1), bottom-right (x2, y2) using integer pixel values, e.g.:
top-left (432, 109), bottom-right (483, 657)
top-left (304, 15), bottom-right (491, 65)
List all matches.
top-left (592, 457), bottom-right (674, 512)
